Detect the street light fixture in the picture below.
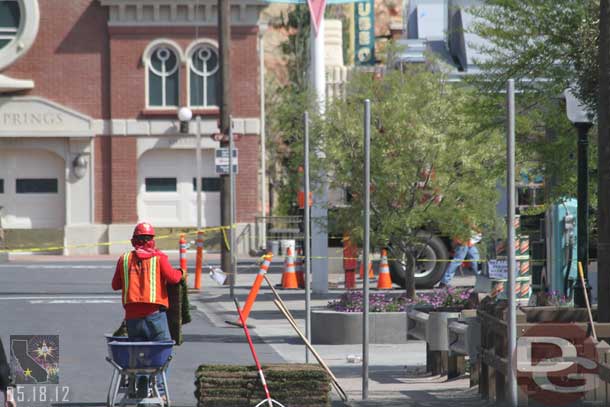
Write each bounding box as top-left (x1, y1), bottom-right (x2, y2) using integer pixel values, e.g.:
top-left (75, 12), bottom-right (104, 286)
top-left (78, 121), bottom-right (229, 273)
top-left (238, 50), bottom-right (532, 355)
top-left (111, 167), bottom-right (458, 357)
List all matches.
top-left (177, 107), bottom-right (203, 231)
top-left (178, 106), bottom-right (193, 134)
top-left (564, 88), bottom-right (593, 308)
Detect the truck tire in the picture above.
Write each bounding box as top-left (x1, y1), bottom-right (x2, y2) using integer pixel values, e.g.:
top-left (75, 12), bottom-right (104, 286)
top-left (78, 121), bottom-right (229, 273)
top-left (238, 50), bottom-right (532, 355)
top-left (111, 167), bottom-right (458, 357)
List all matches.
top-left (388, 235), bottom-right (449, 289)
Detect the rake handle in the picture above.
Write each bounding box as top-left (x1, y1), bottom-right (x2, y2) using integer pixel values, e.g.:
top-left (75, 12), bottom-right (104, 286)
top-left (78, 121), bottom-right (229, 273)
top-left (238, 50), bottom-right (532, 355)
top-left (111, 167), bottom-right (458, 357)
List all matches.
top-left (263, 275), bottom-right (348, 402)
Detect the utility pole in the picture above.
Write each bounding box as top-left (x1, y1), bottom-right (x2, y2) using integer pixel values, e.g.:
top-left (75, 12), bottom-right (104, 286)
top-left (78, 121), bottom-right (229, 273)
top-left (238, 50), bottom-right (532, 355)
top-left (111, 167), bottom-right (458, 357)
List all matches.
top-left (219, 0), bottom-right (234, 296)
top-left (598, 0), bottom-right (610, 322)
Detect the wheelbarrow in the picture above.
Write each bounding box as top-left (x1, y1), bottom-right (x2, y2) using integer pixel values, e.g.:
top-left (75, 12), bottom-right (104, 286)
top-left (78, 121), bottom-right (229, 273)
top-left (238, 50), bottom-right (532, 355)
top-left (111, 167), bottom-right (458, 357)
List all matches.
top-left (105, 339), bottom-right (174, 407)
top-left (104, 335), bottom-right (130, 406)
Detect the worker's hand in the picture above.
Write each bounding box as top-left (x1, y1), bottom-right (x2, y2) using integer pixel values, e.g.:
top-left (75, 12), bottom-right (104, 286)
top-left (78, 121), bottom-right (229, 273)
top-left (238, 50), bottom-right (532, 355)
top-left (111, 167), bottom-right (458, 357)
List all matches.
top-left (5, 387), bottom-right (16, 407)
top-left (181, 268), bottom-right (187, 280)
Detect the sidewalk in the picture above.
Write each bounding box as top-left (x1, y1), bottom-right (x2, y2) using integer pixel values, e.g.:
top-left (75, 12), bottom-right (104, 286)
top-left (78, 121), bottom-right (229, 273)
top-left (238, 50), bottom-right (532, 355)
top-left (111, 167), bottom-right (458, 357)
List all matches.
top-left (190, 269), bottom-right (489, 406)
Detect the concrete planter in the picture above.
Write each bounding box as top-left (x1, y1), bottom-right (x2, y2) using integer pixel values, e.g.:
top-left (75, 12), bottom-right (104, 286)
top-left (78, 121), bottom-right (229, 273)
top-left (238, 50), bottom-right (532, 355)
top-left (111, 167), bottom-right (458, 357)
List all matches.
top-left (426, 311), bottom-right (461, 351)
top-left (311, 310), bottom-right (407, 344)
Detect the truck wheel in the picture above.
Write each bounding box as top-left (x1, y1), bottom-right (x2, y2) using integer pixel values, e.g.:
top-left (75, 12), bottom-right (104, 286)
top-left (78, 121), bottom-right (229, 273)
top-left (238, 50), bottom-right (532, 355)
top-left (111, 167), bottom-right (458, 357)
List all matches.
top-left (389, 235), bottom-right (449, 289)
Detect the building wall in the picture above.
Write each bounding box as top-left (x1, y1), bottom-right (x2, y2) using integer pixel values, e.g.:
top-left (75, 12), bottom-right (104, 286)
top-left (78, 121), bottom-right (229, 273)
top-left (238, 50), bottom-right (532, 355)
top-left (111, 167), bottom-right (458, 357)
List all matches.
top-left (4, 0), bottom-right (110, 119)
top-left (0, 0), bottom-right (264, 254)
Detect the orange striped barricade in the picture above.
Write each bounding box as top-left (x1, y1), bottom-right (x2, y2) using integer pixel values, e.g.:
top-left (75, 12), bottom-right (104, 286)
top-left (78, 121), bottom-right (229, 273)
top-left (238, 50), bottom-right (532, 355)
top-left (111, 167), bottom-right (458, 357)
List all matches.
top-left (225, 253), bottom-right (273, 328)
top-left (194, 231), bottom-right (204, 290)
top-left (179, 234), bottom-right (188, 284)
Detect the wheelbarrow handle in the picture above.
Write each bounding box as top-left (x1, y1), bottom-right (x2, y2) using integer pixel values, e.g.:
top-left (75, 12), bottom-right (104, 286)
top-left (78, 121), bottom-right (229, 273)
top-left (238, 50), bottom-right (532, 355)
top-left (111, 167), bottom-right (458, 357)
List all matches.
top-left (105, 356), bottom-right (123, 372)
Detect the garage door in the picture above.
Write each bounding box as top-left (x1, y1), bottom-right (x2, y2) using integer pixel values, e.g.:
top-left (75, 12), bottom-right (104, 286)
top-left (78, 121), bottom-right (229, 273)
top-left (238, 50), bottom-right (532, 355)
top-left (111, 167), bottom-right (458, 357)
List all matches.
top-left (138, 149), bottom-right (220, 227)
top-left (0, 149), bottom-right (65, 228)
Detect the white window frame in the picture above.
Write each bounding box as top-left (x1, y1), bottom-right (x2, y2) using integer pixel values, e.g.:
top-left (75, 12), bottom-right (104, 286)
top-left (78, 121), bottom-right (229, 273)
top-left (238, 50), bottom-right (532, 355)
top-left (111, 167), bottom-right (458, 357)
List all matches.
top-left (0, 0), bottom-right (39, 71)
top-left (186, 39), bottom-right (220, 108)
top-left (142, 39), bottom-right (184, 109)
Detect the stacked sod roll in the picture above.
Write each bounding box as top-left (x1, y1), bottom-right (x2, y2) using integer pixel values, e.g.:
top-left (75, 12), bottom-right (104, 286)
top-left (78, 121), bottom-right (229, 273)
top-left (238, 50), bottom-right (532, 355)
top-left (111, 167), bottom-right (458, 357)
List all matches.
top-left (195, 364), bottom-right (331, 407)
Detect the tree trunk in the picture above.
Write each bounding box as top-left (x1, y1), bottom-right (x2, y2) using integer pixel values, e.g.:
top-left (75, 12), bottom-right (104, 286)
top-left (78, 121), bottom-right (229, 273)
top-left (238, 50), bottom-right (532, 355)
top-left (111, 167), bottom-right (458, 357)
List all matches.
top-left (405, 250), bottom-right (416, 299)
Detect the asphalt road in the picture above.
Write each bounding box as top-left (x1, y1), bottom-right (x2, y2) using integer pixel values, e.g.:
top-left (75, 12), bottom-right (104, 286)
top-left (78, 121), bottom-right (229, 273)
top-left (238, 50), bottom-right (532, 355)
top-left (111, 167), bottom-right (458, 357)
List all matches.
top-left (0, 259), bottom-right (284, 407)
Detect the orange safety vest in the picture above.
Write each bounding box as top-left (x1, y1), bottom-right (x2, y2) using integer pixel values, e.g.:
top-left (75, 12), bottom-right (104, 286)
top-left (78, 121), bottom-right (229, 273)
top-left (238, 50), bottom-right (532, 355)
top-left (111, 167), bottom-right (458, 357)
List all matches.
top-left (120, 251), bottom-right (169, 308)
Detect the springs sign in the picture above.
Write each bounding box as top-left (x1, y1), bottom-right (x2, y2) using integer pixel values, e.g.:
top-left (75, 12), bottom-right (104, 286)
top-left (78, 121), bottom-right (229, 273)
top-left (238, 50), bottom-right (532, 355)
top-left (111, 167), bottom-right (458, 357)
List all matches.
top-left (355, 0), bottom-right (375, 65)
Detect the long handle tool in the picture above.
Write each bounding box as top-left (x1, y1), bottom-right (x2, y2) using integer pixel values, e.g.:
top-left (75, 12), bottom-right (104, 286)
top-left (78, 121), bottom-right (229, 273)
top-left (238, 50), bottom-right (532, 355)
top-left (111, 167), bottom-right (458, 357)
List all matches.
top-left (234, 298), bottom-right (285, 407)
top-left (578, 262), bottom-right (597, 341)
top-left (263, 275), bottom-right (349, 402)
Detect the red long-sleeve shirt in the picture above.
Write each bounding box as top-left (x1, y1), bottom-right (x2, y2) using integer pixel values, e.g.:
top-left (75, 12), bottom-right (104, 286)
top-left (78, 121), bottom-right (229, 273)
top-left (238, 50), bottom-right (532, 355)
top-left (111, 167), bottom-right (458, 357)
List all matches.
top-left (112, 252), bottom-right (182, 320)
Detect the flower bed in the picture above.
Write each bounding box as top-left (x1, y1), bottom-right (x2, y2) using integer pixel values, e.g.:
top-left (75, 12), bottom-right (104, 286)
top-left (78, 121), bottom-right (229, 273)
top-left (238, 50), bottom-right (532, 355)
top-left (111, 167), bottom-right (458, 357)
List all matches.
top-left (314, 288), bottom-right (475, 345)
top-left (326, 287), bottom-right (475, 313)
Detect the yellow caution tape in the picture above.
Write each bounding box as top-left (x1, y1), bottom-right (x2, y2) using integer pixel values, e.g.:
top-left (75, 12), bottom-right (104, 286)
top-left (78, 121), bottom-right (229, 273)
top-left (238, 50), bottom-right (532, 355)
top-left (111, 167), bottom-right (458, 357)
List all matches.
top-left (0, 224), bottom-right (233, 254)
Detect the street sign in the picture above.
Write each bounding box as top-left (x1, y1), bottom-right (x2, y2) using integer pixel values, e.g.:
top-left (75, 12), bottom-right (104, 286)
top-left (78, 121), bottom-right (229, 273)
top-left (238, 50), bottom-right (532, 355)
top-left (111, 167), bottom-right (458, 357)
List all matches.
top-left (489, 259), bottom-right (508, 279)
top-left (355, 0), bottom-right (375, 65)
top-left (215, 148), bottom-right (238, 175)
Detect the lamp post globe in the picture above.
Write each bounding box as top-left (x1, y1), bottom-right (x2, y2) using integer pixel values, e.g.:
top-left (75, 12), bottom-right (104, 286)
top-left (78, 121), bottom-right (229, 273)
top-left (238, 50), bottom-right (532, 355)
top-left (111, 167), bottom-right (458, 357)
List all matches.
top-left (178, 107), bottom-right (192, 134)
top-left (178, 106), bottom-right (193, 122)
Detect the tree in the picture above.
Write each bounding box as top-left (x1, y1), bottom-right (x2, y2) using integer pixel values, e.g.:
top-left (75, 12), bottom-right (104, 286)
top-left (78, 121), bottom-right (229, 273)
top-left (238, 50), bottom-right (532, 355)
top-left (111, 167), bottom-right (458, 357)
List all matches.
top-left (466, 0), bottom-right (599, 208)
top-left (469, 0), bottom-right (598, 111)
top-left (321, 67), bottom-right (504, 297)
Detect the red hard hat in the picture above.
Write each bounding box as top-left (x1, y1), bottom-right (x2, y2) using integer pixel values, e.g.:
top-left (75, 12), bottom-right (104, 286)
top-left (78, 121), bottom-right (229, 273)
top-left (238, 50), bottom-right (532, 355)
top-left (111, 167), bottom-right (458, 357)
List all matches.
top-left (133, 222), bottom-right (155, 237)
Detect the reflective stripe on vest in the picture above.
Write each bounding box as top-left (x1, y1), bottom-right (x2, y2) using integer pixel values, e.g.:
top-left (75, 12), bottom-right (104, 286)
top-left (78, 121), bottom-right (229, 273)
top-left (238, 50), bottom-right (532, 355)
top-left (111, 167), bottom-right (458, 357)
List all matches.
top-left (123, 252), bottom-right (160, 305)
top-left (123, 252), bottom-right (130, 304)
top-left (149, 256), bottom-right (157, 303)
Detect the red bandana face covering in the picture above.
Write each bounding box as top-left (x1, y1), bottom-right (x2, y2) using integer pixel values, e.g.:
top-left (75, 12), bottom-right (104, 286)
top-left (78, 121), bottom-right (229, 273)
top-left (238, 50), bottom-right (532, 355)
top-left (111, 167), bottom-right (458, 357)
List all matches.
top-left (131, 238), bottom-right (158, 259)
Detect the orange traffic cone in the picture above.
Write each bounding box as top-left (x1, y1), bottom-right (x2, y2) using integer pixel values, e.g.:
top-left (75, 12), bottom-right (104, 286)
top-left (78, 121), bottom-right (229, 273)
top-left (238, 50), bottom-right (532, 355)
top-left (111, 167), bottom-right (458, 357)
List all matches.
top-left (359, 258), bottom-right (374, 280)
top-left (281, 247), bottom-right (299, 289)
top-left (295, 247), bottom-right (305, 288)
top-left (376, 249), bottom-right (393, 290)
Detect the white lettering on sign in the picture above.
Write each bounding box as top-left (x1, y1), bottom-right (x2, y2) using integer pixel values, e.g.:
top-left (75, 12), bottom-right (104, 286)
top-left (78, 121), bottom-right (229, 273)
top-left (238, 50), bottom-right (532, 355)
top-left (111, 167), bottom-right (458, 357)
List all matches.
top-left (357, 2), bottom-right (371, 16)
top-left (357, 48), bottom-right (372, 62)
top-left (359, 31), bottom-right (371, 46)
top-left (2, 112), bottom-right (64, 127)
top-left (358, 17), bottom-right (371, 31)
top-left (355, 0), bottom-right (374, 65)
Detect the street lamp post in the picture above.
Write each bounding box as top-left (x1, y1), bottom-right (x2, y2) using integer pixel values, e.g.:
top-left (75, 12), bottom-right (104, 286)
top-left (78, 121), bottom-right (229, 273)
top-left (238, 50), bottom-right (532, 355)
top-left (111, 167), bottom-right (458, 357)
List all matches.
top-left (565, 89), bottom-right (593, 308)
top-left (178, 107), bottom-right (203, 231)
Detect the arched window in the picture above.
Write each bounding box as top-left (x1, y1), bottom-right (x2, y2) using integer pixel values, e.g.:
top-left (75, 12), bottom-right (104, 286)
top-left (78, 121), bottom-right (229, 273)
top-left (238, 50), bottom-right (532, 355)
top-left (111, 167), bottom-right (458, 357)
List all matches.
top-left (0, 0), bottom-right (20, 51)
top-left (144, 43), bottom-right (181, 108)
top-left (0, 0), bottom-right (39, 72)
top-left (188, 43), bottom-right (219, 107)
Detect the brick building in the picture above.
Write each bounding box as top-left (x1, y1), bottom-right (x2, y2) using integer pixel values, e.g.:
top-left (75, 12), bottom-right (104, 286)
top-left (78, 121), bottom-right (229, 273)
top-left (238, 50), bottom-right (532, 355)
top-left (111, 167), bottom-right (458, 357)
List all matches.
top-left (0, 0), bottom-right (264, 254)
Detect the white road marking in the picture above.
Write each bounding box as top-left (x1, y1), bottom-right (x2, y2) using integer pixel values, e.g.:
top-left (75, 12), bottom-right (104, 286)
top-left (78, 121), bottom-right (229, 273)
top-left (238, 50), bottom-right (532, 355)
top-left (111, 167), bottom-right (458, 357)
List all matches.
top-left (0, 264), bottom-right (113, 269)
top-left (0, 295), bottom-right (119, 301)
top-left (29, 299), bottom-right (120, 304)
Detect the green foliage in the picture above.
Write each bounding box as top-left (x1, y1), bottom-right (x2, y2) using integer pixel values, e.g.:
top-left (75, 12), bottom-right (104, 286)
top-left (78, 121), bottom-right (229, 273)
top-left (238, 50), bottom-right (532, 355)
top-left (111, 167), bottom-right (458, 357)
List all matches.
top-left (466, 0), bottom-right (599, 218)
top-left (266, 5), bottom-right (314, 216)
top-left (468, 0), bottom-right (597, 110)
top-left (322, 67), bottom-right (504, 246)
top-left (276, 5), bottom-right (311, 90)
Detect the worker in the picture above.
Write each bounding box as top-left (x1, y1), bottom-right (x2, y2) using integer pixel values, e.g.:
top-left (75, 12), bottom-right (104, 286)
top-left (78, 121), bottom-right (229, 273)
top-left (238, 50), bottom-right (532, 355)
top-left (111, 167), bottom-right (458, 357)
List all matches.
top-left (439, 230), bottom-right (482, 288)
top-left (111, 222), bottom-right (185, 397)
top-left (0, 338), bottom-right (16, 407)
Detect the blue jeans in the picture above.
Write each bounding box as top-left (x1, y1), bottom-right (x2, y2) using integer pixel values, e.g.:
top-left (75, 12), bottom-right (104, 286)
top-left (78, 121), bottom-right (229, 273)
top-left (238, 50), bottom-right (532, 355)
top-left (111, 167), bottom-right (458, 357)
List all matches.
top-left (441, 245), bottom-right (480, 285)
top-left (126, 311), bottom-right (172, 342)
top-left (126, 311), bottom-right (171, 396)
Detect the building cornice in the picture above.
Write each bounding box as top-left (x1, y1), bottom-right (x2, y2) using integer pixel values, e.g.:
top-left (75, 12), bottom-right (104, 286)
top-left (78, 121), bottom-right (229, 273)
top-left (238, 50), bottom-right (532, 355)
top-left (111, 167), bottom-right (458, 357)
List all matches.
top-left (98, 0), bottom-right (267, 27)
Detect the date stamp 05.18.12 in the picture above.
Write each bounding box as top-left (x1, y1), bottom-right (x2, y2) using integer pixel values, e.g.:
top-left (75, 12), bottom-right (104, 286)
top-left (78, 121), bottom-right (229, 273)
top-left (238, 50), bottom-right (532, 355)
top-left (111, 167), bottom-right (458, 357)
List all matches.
top-left (9, 335), bottom-right (70, 406)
